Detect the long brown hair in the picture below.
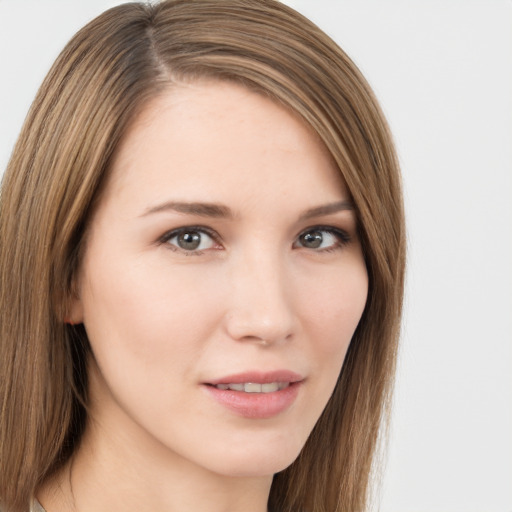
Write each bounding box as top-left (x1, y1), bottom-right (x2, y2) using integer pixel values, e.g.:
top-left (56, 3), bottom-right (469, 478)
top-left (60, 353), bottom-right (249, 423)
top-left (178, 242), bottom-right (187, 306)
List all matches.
top-left (0, 1), bottom-right (405, 511)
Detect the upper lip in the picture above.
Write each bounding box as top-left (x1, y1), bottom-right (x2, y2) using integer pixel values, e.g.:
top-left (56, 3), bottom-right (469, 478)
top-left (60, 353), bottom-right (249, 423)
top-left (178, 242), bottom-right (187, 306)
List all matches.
top-left (206, 370), bottom-right (304, 385)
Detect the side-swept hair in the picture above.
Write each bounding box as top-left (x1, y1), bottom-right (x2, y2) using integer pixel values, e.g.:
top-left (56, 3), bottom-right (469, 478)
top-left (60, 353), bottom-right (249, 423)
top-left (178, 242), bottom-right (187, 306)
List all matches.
top-left (0, 1), bottom-right (405, 511)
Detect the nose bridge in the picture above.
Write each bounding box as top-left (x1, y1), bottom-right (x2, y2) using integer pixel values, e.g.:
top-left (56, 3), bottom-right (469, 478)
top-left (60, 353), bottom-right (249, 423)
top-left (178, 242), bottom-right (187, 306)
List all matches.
top-left (225, 245), bottom-right (296, 344)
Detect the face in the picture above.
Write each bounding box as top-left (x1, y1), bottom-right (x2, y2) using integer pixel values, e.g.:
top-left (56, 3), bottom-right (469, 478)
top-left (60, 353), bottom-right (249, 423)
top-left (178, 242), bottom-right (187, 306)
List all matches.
top-left (71, 81), bottom-right (368, 478)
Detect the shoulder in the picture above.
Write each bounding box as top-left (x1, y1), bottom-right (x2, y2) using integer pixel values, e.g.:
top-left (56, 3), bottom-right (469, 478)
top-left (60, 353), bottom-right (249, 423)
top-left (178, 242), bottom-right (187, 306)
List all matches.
top-left (31, 500), bottom-right (46, 512)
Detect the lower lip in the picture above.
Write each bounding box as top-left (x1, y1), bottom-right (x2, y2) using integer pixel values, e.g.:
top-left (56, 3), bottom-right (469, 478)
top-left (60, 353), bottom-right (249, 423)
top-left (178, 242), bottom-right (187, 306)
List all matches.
top-left (203, 382), bottom-right (301, 419)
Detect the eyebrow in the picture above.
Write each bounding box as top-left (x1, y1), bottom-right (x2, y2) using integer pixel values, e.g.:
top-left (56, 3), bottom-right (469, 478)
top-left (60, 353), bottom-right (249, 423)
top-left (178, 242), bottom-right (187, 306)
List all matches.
top-left (298, 200), bottom-right (354, 220)
top-left (141, 201), bottom-right (234, 219)
top-left (141, 199), bottom-right (354, 220)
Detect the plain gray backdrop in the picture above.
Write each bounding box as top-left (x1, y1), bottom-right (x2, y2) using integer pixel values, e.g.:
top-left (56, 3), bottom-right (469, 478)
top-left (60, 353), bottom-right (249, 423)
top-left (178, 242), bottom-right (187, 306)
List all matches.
top-left (1, 1), bottom-right (511, 511)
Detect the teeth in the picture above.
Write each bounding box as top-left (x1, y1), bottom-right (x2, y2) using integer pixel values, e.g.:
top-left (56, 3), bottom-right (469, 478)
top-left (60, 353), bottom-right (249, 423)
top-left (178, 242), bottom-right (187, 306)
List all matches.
top-left (213, 382), bottom-right (290, 393)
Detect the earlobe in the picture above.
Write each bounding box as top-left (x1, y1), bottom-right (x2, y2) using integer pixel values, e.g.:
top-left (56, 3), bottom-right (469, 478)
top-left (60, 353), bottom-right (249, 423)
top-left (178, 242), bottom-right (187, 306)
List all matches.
top-left (64, 294), bottom-right (84, 325)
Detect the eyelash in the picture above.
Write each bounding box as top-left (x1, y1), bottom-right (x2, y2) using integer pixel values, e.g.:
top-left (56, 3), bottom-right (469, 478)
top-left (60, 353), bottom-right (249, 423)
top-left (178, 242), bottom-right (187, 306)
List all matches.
top-left (159, 225), bottom-right (221, 256)
top-left (295, 225), bottom-right (351, 253)
top-left (158, 225), bottom-right (351, 256)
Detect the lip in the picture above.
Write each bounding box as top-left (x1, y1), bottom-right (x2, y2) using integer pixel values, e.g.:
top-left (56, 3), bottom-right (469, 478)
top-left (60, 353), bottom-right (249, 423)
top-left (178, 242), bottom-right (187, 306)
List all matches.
top-left (203, 370), bottom-right (304, 419)
top-left (206, 370), bottom-right (303, 386)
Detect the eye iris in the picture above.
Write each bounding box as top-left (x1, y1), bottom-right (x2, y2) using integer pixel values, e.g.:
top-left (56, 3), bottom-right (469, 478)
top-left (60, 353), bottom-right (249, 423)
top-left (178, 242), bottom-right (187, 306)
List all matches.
top-left (177, 231), bottom-right (201, 250)
top-left (301, 231), bottom-right (323, 248)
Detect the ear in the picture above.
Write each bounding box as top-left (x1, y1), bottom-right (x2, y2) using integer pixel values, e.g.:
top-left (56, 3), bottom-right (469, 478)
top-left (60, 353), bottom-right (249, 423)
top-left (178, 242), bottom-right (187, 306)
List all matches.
top-left (63, 276), bottom-right (84, 325)
top-left (65, 294), bottom-right (84, 325)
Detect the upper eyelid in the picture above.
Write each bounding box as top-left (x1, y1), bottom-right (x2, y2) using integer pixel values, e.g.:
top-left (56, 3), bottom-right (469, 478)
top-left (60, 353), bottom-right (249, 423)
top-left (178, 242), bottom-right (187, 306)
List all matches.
top-left (297, 224), bottom-right (351, 239)
top-left (159, 225), bottom-right (219, 242)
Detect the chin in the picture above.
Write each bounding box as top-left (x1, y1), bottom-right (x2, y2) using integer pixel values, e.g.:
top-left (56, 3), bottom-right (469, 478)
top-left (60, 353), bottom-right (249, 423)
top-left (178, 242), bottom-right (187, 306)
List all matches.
top-left (198, 435), bottom-right (306, 478)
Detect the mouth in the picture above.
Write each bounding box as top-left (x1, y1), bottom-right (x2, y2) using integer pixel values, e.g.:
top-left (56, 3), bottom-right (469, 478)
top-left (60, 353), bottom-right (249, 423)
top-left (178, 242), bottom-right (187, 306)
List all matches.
top-left (203, 370), bottom-right (304, 419)
top-left (209, 382), bottom-right (290, 393)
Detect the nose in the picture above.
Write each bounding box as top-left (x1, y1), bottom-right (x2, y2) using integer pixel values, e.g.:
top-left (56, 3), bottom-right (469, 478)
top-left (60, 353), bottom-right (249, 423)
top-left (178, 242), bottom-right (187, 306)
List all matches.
top-left (224, 250), bottom-right (297, 347)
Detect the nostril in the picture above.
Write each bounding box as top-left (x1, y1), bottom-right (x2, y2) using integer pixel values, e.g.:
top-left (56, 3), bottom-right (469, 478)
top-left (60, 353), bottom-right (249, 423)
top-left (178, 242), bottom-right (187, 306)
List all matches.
top-left (224, 269), bottom-right (297, 344)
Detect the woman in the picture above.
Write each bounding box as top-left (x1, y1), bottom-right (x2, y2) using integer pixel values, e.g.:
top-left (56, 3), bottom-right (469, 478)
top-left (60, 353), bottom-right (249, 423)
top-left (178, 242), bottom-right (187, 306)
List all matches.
top-left (0, 1), bottom-right (405, 511)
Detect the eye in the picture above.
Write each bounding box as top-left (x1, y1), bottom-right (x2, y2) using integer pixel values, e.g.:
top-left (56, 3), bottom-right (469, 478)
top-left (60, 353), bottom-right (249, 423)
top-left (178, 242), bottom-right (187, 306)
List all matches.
top-left (294, 226), bottom-right (350, 252)
top-left (161, 227), bottom-right (219, 254)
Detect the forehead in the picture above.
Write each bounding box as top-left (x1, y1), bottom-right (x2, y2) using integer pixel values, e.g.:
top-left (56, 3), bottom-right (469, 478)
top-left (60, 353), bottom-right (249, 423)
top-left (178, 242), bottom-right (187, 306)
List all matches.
top-left (103, 80), bottom-right (347, 213)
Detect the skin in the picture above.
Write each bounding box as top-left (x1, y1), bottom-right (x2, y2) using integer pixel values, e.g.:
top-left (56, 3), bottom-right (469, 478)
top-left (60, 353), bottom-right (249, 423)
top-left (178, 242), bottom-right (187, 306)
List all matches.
top-left (39, 81), bottom-right (368, 512)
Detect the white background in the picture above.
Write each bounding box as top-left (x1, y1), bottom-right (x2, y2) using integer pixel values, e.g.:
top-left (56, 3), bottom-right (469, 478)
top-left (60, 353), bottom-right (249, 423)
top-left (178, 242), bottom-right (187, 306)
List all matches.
top-left (1, 1), bottom-right (511, 511)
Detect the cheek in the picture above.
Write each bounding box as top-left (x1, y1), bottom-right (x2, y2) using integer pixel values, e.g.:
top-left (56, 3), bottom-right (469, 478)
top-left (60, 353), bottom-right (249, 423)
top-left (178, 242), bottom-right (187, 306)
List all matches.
top-left (299, 258), bottom-right (368, 358)
top-left (80, 253), bottom-right (226, 376)
top-left (79, 257), bottom-right (231, 432)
